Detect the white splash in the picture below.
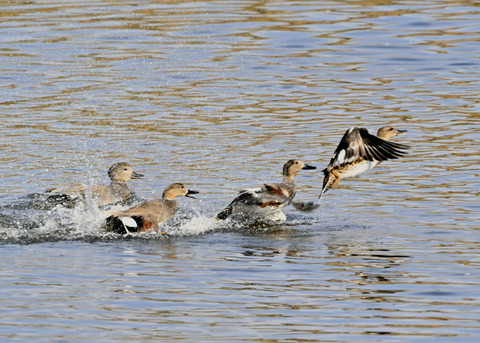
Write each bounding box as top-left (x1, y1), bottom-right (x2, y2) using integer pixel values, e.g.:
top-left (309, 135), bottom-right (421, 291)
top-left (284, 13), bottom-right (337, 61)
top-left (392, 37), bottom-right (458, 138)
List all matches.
top-left (173, 215), bottom-right (220, 236)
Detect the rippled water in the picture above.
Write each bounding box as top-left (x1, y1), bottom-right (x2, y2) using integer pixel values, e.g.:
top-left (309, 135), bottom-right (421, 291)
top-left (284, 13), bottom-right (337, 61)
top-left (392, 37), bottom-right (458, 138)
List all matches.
top-left (1, 0), bottom-right (479, 341)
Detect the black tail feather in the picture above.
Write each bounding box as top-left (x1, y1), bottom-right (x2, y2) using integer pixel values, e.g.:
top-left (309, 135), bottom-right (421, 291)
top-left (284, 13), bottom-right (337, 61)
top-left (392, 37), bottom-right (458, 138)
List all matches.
top-left (105, 216), bottom-right (141, 234)
top-left (216, 205), bottom-right (233, 220)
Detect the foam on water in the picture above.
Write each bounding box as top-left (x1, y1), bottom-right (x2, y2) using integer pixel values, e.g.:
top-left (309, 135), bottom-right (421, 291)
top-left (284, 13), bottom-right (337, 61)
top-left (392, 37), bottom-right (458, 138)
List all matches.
top-left (0, 193), bottom-right (323, 243)
top-left (174, 215), bottom-right (220, 236)
top-left (1, 0), bottom-right (479, 340)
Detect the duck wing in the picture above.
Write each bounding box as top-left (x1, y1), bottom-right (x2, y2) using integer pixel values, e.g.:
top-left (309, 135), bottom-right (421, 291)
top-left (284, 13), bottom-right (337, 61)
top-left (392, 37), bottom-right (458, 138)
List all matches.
top-left (327, 127), bottom-right (409, 169)
top-left (216, 184), bottom-right (289, 220)
top-left (45, 184), bottom-right (87, 197)
top-left (237, 184), bottom-right (289, 206)
top-left (105, 199), bottom-right (169, 232)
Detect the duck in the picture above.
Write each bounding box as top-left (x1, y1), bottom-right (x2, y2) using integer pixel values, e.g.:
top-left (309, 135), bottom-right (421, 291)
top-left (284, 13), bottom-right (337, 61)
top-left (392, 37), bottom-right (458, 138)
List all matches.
top-left (105, 183), bottom-right (198, 234)
top-left (320, 126), bottom-right (409, 196)
top-left (46, 162), bottom-right (144, 206)
top-left (216, 159), bottom-right (316, 222)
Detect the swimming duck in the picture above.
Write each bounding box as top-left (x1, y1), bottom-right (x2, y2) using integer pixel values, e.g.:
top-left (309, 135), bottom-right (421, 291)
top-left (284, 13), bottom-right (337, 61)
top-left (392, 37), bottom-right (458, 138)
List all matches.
top-left (105, 183), bottom-right (198, 234)
top-left (320, 126), bottom-right (409, 196)
top-left (46, 162), bottom-right (144, 206)
top-left (216, 159), bottom-right (316, 222)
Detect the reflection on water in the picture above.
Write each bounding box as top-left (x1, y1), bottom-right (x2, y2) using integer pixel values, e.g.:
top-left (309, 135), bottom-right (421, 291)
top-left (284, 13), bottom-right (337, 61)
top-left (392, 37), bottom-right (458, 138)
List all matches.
top-left (1, 0), bottom-right (480, 342)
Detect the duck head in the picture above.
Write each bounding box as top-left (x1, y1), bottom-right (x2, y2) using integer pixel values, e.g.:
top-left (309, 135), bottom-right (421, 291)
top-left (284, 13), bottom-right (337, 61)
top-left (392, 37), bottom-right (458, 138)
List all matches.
top-left (377, 126), bottom-right (408, 140)
top-left (283, 159), bottom-right (317, 179)
top-left (108, 162), bottom-right (144, 183)
top-left (163, 183), bottom-right (199, 200)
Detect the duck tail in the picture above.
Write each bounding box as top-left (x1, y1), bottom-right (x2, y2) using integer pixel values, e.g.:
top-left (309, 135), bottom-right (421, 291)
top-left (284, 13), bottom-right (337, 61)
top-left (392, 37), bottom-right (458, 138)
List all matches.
top-left (216, 204), bottom-right (233, 220)
top-left (319, 169), bottom-right (338, 198)
top-left (38, 193), bottom-right (77, 210)
top-left (105, 215), bottom-right (140, 234)
top-left (106, 216), bottom-right (126, 234)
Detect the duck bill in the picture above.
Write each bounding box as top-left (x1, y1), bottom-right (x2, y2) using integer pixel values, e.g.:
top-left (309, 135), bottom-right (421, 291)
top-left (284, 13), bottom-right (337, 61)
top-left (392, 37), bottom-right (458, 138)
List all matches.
top-left (302, 164), bottom-right (317, 170)
top-left (186, 190), bottom-right (199, 199)
top-left (131, 171), bottom-right (144, 179)
top-left (396, 129), bottom-right (408, 136)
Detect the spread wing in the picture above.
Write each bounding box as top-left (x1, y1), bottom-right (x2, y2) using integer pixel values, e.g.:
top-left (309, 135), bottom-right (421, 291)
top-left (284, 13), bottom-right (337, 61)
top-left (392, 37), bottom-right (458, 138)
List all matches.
top-left (327, 127), bottom-right (409, 169)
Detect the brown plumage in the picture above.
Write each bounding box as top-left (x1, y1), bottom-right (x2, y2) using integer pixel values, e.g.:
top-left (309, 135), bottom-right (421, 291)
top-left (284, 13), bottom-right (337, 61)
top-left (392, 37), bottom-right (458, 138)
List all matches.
top-left (46, 162), bottom-right (143, 206)
top-left (105, 183), bottom-right (198, 234)
top-left (216, 159), bottom-right (316, 222)
top-left (320, 126), bottom-right (409, 196)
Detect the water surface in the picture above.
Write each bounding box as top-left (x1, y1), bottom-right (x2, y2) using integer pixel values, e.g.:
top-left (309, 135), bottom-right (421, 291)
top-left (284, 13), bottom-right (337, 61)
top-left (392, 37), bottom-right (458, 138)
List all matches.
top-left (1, 0), bottom-right (479, 341)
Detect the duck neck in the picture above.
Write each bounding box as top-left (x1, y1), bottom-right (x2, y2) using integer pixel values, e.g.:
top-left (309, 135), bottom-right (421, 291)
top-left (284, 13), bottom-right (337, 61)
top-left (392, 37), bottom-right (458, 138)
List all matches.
top-left (281, 176), bottom-right (296, 199)
top-left (162, 192), bottom-right (177, 201)
top-left (283, 167), bottom-right (298, 180)
top-left (163, 198), bottom-right (178, 213)
top-left (110, 182), bottom-right (129, 190)
top-left (377, 131), bottom-right (395, 141)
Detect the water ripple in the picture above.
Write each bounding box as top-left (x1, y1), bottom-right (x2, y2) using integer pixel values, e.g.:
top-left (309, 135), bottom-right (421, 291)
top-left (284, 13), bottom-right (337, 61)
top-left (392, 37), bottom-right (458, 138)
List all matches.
top-left (1, 0), bottom-right (480, 341)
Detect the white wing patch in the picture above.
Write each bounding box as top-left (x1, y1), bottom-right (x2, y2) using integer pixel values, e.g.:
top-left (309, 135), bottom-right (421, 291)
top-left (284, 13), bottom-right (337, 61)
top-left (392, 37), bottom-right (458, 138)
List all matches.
top-left (119, 216), bottom-right (138, 228)
top-left (336, 149), bottom-right (346, 164)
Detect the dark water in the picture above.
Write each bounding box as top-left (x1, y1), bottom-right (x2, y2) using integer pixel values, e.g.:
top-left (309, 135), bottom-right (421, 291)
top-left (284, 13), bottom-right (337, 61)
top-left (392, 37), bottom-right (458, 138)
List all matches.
top-left (1, 0), bottom-right (479, 341)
